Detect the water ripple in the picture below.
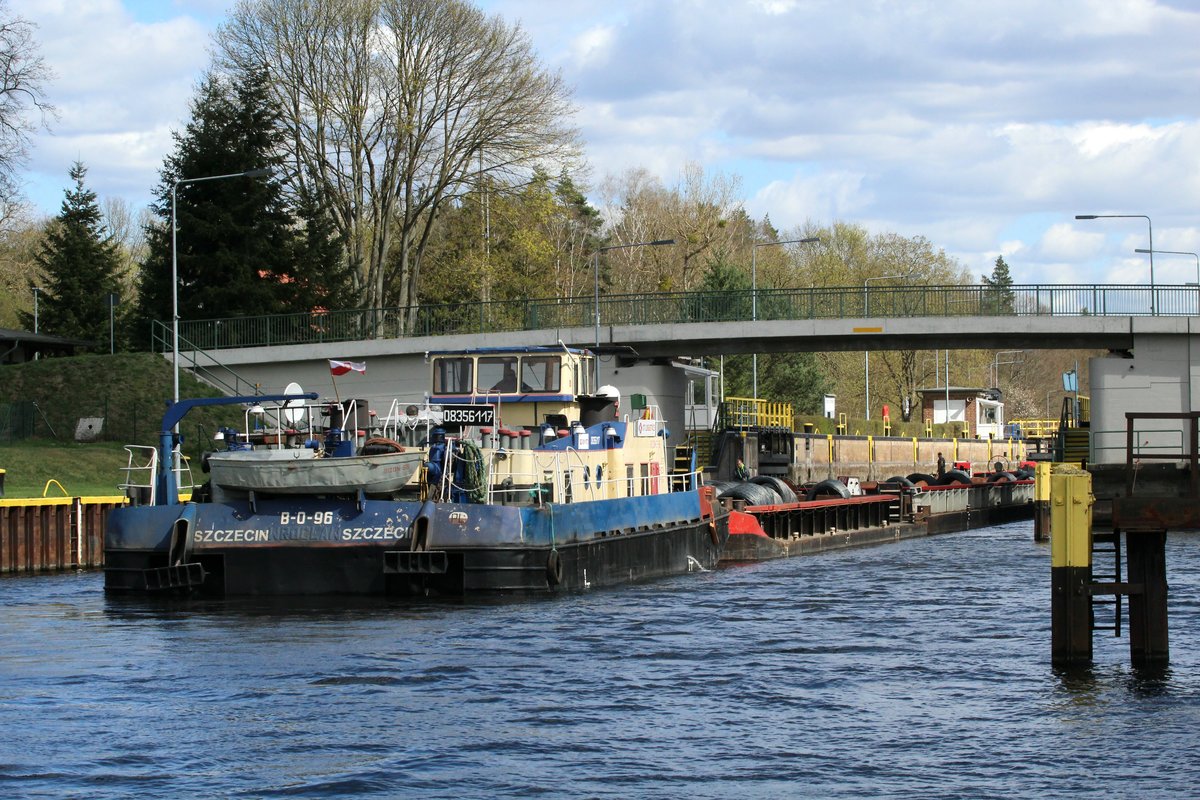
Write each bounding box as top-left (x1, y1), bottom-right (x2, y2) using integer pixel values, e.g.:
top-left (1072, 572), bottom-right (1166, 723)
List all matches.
top-left (1, 523), bottom-right (1199, 798)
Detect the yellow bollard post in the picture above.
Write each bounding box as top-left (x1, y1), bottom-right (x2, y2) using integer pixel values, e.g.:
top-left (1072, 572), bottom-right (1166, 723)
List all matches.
top-left (1033, 461), bottom-right (1052, 541)
top-left (1050, 464), bottom-right (1095, 666)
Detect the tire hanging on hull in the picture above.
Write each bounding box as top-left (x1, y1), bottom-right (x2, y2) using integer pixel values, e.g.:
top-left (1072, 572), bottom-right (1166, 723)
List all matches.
top-left (546, 549), bottom-right (563, 586)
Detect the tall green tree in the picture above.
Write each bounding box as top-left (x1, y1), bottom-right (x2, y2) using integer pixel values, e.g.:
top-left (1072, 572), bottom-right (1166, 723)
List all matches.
top-left (20, 162), bottom-right (123, 348)
top-left (982, 255), bottom-right (1015, 314)
top-left (136, 68), bottom-right (347, 345)
top-left (418, 168), bottom-right (601, 330)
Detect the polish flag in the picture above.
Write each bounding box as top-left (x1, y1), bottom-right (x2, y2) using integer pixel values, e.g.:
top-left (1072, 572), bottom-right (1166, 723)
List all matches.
top-left (329, 359), bottom-right (366, 376)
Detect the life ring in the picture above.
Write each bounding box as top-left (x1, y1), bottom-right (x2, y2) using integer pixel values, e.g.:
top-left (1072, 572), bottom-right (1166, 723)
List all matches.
top-left (546, 549), bottom-right (563, 586)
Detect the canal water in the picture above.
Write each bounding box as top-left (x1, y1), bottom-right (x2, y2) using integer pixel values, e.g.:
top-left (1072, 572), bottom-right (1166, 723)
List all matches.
top-left (2, 521), bottom-right (1199, 799)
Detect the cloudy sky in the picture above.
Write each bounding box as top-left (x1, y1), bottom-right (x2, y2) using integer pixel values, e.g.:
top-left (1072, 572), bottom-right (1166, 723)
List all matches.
top-left (12, 0), bottom-right (1200, 286)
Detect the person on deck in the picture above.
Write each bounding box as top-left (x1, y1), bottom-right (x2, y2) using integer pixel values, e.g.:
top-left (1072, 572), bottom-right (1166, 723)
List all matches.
top-left (936, 452), bottom-right (946, 477)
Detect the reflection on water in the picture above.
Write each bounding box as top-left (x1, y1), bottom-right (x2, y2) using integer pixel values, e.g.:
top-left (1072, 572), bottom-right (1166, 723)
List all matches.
top-left (1, 522), bottom-right (1198, 799)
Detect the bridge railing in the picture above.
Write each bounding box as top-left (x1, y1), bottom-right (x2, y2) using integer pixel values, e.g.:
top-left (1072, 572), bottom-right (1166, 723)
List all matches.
top-left (170, 283), bottom-right (1200, 351)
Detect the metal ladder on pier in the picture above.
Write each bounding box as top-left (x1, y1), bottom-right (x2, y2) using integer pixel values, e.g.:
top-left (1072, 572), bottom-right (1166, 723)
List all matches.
top-left (1090, 530), bottom-right (1123, 636)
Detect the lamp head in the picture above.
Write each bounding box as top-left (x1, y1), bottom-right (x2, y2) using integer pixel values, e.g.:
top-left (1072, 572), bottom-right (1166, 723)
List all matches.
top-left (1075, 215), bottom-right (1097, 220)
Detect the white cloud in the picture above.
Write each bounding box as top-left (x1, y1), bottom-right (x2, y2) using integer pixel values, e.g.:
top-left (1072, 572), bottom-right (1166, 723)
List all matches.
top-left (13, 0), bottom-right (210, 210)
top-left (1041, 223), bottom-right (1104, 261)
top-left (751, 170), bottom-right (873, 224)
top-left (9, 0), bottom-right (1200, 294)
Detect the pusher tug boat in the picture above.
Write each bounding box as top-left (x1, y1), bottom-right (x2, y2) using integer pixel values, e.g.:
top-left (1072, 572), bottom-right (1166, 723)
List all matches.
top-left (103, 346), bottom-right (730, 596)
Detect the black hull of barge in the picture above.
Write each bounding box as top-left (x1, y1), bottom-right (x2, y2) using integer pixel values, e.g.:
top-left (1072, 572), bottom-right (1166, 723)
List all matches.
top-left (386, 515), bottom-right (730, 596)
top-left (106, 515), bottom-right (730, 597)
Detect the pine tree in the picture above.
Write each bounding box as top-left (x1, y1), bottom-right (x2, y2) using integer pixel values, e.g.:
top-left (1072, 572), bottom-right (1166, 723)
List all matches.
top-left (981, 255), bottom-right (1015, 314)
top-left (21, 162), bottom-right (123, 348)
top-left (135, 68), bottom-right (342, 345)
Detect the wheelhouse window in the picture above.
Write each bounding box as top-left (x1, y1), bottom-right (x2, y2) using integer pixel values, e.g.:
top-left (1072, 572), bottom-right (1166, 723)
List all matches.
top-left (520, 356), bottom-right (560, 393)
top-left (479, 356), bottom-right (519, 393)
top-left (433, 357), bottom-right (473, 394)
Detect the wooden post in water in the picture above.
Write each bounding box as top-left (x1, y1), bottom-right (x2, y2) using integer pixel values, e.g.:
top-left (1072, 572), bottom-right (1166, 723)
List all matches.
top-left (1125, 530), bottom-right (1169, 665)
top-left (1050, 465), bottom-right (1094, 665)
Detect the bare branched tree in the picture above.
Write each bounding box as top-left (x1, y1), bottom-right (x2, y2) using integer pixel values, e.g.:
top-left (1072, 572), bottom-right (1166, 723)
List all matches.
top-left (217, 0), bottom-right (578, 328)
top-left (601, 162), bottom-right (742, 292)
top-left (0, 2), bottom-right (53, 212)
top-left (100, 196), bottom-right (147, 300)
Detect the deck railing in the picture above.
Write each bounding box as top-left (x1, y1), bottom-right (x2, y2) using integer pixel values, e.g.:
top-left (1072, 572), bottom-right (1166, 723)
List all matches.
top-left (163, 283), bottom-right (1200, 352)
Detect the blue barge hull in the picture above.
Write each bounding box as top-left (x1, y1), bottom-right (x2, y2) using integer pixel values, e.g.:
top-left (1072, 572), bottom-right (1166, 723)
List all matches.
top-left (104, 490), bottom-right (729, 596)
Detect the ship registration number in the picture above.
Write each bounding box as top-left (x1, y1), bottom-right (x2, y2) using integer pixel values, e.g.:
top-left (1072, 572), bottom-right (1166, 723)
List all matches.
top-left (197, 512), bottom-right (405, 543)
top-left (279, 510), bottom-right (404, 541)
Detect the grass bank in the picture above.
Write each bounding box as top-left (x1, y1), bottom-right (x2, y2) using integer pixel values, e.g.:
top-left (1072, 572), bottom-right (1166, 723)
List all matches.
top-left (0, 352), bottom-right (244, 498)
top-left (0, 440), bottom-right (131, 498)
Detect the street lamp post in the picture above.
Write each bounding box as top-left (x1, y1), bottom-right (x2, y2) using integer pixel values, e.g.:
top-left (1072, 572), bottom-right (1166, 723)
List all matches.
top-left (1136, 249), bottom-right (1199, 312)
top-left (1076, 214), bottom-right (1154, 313)
top-left (107, 292), bottom-right (120, 355)
top-left (751, 237), bottom-right (820, 401)
top-left (171, 168), bottom-right (272, 407)
top-left (990, 349), bottom-right (1024, 387)
top-left (863, 274), bottom-right (905, 421)
top-left (592, 238), bottom-right (674, 389)
top-left (32, 286), bottom-right (44, 361)
top-left (32, 286), bottom-right (42, 334)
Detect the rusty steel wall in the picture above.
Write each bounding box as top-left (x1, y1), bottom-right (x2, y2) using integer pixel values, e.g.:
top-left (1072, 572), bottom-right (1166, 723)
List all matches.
top-left (0, 498), bottom-right (122, 573)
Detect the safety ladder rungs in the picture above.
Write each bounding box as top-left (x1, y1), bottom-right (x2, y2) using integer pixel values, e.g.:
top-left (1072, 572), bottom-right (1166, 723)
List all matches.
top-left (1087, 581), bottom-right (1144, 596)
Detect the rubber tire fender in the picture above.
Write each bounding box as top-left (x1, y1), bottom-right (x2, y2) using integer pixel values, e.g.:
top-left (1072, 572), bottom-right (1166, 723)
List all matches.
top-left (938, 469), bottom-right (972, 486)
top-left (706, 480), bottom-right (739, 497)
top-left (805, 479), bottom-right (851, 501)
top-left (546, 549), bottom-right (564, 587)
top-left (906, 473), bottom-right (937, 486)
top-left (988, 471), bottom-right (1017, 483)
top-left (751, 475), bottom-right (798, 504)
top-left (721, 482), bottom-right (779, 506)
top-left (883, 475), bottom-right (915, 488)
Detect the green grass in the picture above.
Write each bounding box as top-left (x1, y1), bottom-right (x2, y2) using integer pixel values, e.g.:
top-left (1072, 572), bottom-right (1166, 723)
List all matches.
top-left (0, 440), bottom-right (132, 498)
top-left (0, 352), bottom-right (248, 499)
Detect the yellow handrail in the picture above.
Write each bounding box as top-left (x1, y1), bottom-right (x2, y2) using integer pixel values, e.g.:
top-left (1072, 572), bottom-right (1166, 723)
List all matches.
top-left (720, 397), bottom-right (794, 429)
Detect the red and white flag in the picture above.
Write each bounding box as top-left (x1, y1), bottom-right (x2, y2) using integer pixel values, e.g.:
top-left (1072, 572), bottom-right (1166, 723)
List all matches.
top-left (329, 359), bottom-right (366, 376)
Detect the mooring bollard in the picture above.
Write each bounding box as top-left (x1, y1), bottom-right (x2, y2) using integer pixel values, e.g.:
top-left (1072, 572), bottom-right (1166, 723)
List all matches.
top-left (1033, 461), bottom-right (1051, 541)
top-left (1050, 464), bottom-right (1094, 666)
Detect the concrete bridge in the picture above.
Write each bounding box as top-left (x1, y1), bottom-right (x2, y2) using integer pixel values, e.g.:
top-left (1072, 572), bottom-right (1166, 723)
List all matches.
top-left (168, 283), bottom-right (1200, 464)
